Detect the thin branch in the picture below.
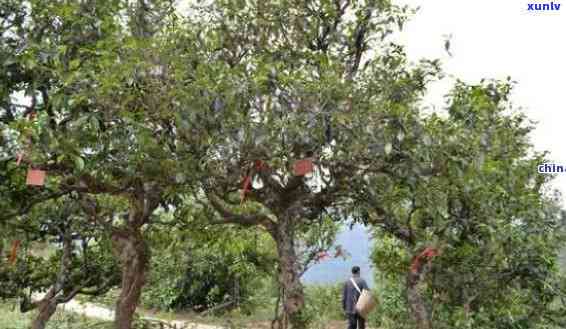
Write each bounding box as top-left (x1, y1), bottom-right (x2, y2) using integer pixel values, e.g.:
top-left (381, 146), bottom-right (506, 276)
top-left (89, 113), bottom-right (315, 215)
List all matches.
top-left (346, 6), bottom-right (373, 80)
top-left (0, 190), bottom-right (70, 223)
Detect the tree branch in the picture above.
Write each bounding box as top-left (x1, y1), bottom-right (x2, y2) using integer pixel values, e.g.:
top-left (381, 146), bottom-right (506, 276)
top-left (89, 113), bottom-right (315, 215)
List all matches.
top-left (346, 6), bottom-right (373, 80)
top-left (204, 192), bottom-right (275, 230)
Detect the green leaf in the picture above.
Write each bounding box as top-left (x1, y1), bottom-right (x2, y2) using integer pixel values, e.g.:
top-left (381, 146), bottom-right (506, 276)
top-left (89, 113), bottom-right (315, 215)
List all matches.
top-left (74, 156), bottom-right (85, 171)
top-left (70, 59), bottom-right (81, 70)
top-left (384, 143), bottom-right (392, 155)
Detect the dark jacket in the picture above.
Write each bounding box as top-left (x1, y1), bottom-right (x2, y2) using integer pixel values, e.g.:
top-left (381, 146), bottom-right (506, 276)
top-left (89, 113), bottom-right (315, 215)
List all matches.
top-left (342, 275), bottom-right (369, 314)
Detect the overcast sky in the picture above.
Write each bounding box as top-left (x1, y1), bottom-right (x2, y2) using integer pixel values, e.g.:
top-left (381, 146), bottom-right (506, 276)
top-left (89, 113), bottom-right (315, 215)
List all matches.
top-left (393, 0), bottom-right (566, 202)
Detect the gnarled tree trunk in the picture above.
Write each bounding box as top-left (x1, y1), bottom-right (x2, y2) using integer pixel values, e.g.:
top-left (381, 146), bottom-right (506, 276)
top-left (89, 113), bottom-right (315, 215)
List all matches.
top-left (31, 295), bottom-right (59, 329)
top-left (28, 233), bottom-right (74, 329)
top-left (271, 218), bottom-right (306, 329)
top-left (407, 253), bottom-right (433, 329)
top-left (111, 228), bottom-right (149, 329)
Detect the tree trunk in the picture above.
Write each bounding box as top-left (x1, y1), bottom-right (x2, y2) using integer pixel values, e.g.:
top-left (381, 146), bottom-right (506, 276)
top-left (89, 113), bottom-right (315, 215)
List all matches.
top-left (111, 228), bottom-right (149, 329)
top-left (407, 254), bottom-right (433, 329)
top-left (31, 297), bottom-right (58, 329)
top-left (271, 219), bottom-right (306, 329)
top-left (29, 233), bottom-right (74, 329)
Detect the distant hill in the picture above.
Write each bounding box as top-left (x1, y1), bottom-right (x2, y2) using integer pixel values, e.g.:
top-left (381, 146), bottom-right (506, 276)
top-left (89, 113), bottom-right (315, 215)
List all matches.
top-left (302, 224), bottom-right (375, 287)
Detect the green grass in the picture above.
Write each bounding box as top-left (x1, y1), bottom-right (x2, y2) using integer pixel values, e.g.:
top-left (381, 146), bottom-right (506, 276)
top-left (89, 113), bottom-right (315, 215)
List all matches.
top-left (0, 302), bottom-right (29, 329)
top-left (1, 283), bottom-right (352, 329)
top-left (0, 301), bottom-right (113, 329)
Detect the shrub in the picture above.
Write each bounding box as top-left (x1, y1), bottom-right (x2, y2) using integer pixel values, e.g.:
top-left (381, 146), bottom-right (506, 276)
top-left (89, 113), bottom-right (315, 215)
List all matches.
top-left (142, 226), bottom-right (277, 314)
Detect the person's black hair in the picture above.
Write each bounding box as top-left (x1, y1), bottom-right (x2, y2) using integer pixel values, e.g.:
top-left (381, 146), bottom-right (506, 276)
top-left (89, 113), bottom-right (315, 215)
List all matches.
top-left (352, 266), bottom-right (360, 275)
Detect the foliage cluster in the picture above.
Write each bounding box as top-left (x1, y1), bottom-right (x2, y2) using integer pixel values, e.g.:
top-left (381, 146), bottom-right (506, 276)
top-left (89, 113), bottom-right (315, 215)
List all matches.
top-left (142, 225), bottom-right (277, 313)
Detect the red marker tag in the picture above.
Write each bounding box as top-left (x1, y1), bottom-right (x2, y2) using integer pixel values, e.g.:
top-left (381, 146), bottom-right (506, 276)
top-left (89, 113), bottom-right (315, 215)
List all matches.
top-left (255, 160), bottom-right (268, 171)
top-left (422, 247), bottom-right (439, 258)
top-left (9, 240), bottom-right (21, 265)
top-left (410, 247), bottom-right (439, 274)
top-left (315, 251), bottom-right (330, 262)
top-left (293, 158), bottom-right (313, 176)
top-left (26, 169), bottom-right (46, 186)
top-left (410, 257), bottom-right (422, 274)
top-left (240, 175), bottom-right (252, 204)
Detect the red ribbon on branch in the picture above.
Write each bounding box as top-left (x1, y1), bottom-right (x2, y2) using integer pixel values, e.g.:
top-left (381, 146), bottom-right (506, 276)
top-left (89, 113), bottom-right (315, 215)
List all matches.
top-left (410, 246), bottom-right (440, 274)
top-left (8, 240), bottom-right (21, 265)
top-left (254, 160), bottom-right (268, 171)
top-left (240, 160), bottom-right (270, 204)
top-left (240, 175), bottom-right (252, 204)
top-left (314, 251), bottom-right (330, 262)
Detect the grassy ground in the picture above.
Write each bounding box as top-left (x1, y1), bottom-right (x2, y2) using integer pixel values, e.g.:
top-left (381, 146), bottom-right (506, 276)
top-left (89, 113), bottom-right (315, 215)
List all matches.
top-left (77, 286), bottom-right (352, 329)
top-left (78, 289), bottom-right (274, 327)
top-left (0, 302), bottom-right (113, 329)
top-left (0, 303), bottom-right (29, 329)
top-left (3, 283), bottom-right (358, 329)
top-left (1, 300), bottom-right (354, 329)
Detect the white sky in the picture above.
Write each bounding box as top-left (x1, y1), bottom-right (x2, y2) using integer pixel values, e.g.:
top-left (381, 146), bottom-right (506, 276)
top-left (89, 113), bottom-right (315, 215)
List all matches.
top-left (394, 0), bottom-right (566, 201)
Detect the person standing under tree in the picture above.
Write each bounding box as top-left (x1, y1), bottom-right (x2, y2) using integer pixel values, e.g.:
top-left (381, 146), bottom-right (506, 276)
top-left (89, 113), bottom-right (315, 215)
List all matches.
top-left (342, 266), bottom-right (369, 329)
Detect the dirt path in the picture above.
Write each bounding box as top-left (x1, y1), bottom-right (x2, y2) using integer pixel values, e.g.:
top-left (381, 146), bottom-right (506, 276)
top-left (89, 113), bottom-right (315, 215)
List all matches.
top-left (33, 293), bottom-right (223, 329)
top-left (33, 294), bottom-right (358, 329)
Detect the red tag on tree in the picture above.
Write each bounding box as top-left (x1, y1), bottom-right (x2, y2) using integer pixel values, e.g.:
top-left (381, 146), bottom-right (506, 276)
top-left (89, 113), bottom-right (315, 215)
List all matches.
top-left (410, 256), bottom-right (422, 274)
top-left (26, 169), bottom-right (46, 186)
top-left (254, 160), bottom-right (268, 171)
top-left (293, 158), bottom-right (313, 176)
top-left (422, 247), bottom-right (439, 258)
top-left (240, 175), bottom-right (252, 203)
top-left (410, 247), bottom-right (439, 274)
top-left (9, 240), bottom-right (21, 265)
top-left (315, 251), bottom-right (330, 262)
